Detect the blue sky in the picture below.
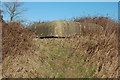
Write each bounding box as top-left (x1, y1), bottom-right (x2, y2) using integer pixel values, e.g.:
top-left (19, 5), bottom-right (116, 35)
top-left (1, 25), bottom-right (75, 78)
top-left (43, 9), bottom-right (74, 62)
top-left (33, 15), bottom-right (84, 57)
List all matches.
top-left (3, 2), bottom-right (118, 22)
top-left (1, 0), bottom-right (120, 2)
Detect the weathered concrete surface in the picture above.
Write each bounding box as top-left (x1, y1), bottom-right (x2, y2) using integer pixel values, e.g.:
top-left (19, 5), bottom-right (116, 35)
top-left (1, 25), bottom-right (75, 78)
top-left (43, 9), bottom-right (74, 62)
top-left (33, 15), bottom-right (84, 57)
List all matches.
top-left (30, 21), bottom-right (103, 37)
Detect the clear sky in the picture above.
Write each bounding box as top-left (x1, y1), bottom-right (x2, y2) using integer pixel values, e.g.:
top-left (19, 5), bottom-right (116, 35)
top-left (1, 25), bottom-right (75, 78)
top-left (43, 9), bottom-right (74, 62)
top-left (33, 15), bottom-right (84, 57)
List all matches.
top-left (3, 2), bottom-right (118, 22)
top-left (1, 0), bottom-right (120, 2)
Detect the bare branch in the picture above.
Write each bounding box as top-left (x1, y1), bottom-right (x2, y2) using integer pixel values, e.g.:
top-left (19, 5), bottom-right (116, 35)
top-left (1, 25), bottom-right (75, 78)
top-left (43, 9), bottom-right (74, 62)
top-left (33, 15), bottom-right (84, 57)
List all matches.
top-left (4, 1), bottom-right (26, 22)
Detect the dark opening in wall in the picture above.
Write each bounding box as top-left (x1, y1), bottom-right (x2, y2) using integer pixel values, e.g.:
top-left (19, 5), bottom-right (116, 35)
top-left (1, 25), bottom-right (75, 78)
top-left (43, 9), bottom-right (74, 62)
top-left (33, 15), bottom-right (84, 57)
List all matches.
top-left (39, 36), bottom-right (66, 39)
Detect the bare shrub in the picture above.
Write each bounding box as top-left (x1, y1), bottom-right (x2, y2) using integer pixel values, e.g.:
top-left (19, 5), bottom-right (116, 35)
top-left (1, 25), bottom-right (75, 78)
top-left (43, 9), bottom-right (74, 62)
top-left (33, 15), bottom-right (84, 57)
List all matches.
top-left (2, 22), bottom-right (35, 59)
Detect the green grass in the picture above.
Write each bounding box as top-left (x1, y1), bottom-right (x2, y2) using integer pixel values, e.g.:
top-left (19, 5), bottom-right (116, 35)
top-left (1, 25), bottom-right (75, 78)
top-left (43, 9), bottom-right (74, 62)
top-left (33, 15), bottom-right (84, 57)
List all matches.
top-left (31, 38), bottom-right (97, 78)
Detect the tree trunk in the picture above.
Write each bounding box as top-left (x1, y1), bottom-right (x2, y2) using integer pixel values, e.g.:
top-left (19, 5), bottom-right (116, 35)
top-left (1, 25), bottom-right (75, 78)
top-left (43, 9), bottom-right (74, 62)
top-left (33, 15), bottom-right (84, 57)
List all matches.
top-left (10, 16), bottom-right (13, 22)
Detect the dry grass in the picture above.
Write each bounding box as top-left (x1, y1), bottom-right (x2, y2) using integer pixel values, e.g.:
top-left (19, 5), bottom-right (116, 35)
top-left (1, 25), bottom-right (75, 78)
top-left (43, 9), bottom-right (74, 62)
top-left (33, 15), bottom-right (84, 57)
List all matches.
top-left (30, 38), bottom-right (96, 78)
top-left (74, 17), bottom-right (118, 35)
top-left (2, 22), bottom-right (35, 59)
top-left (2, 17), bottom-right (119, 78)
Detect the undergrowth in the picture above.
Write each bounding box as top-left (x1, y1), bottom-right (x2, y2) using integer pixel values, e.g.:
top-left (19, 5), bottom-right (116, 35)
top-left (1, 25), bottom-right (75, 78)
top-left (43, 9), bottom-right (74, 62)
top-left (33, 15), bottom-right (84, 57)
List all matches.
top-left (2, 17), bottom-right (119, 78)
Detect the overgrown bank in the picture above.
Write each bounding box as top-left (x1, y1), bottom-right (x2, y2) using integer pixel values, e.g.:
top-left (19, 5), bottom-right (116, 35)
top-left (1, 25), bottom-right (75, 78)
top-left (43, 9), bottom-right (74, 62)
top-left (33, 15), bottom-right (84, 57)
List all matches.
top-left (2, 17), bottom-right (119, 78)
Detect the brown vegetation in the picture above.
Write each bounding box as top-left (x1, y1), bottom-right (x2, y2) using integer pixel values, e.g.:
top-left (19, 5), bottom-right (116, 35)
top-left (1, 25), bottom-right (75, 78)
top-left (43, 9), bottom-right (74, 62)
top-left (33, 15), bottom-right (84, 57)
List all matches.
top-left (74, 17), bottom-right (118, 35)
top-left (2, 22), bottom-right (35, 59)
top-left (73, 17), bottom-right (119, 78)
top-left (2, 17), bottom-right (119, 78)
